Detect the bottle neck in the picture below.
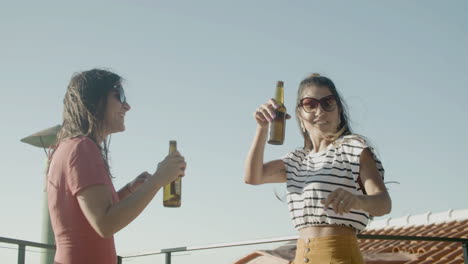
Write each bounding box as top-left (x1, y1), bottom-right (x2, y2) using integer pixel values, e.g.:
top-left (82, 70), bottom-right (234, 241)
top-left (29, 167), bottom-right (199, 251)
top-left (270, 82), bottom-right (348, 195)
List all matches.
top-left (169, 141), bottom-right (177, 153)
top-left (274, 86), bottom-right (284, 105)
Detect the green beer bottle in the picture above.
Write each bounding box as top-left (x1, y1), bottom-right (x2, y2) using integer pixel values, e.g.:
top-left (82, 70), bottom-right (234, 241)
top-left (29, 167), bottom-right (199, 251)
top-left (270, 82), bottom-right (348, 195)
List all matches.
top-left (163, 140), bottom-right (181, 207)
top-left (268, 81), bottom-right (286, 145)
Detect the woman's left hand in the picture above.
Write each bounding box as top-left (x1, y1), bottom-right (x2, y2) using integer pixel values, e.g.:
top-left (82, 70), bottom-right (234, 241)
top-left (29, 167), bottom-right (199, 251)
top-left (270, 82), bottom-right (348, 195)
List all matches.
top-left (320, 188), bottom-right (361, 215)
top-left (127, 171), bottom-right (151, 193)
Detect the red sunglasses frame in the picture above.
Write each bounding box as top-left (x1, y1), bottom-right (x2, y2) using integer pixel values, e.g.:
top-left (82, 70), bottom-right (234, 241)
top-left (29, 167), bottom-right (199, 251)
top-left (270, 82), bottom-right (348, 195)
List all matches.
top-left (298, 95), bottom-right (337, 113)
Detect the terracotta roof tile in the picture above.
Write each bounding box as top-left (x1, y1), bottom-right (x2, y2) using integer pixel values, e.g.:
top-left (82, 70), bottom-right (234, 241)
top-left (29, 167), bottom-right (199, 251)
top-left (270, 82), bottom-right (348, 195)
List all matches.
top-left (440, 247), bottom-right (464, 261)
top-left (427, 247), bottom-right (456, 260)
top-left (405, 260), bottom-right (433, 264)
top-left (358, 215), bottom-right (468, 264)
top-left (444, 259), bottom-right (464, 264)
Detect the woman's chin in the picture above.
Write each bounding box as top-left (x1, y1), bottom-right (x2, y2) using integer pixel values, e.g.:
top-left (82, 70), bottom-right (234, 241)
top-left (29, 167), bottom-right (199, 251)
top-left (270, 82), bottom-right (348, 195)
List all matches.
top-left (110, 126), bottom-right (126, 134)
top-left (313, 124), bottom-right (338, 135)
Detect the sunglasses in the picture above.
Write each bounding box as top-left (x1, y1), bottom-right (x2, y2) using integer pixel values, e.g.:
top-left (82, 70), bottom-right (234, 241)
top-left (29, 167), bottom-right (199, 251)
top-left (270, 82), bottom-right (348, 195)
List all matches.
top-left (113, 85), bottom-right (127, 104)
top-left (299, 95), bottom-right (337, 113)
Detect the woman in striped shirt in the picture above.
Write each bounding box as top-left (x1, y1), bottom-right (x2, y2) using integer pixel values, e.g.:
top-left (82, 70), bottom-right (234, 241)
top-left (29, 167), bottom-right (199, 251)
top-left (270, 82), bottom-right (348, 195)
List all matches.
top-left (244, 74), bottom-right (392, 264)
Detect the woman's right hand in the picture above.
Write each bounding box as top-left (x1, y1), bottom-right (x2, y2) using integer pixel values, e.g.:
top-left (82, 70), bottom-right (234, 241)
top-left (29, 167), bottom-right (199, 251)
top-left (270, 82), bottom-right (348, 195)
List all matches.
top-left (154, 151), bottom-right (186, 185)
top-left (253, 98), bottom-right (290, 127)
top-left (253, 98), bottom-right (279, 128)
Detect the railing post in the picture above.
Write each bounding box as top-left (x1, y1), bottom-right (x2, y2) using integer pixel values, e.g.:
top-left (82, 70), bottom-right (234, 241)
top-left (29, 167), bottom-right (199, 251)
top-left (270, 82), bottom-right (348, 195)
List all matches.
top-left (117, 255), bottom-right (123, 264)
top-left (17, 244), bottom-right (25, 264)
top-left (463, 242), bottom-right (467, 264)
top-left (165, 252), bottom-right (171, 264)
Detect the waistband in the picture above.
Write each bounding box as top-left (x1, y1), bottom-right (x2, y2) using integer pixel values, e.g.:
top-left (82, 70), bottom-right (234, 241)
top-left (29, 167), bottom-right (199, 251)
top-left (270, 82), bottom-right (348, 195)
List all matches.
top-left (296, 234), bottom-right (358, 249)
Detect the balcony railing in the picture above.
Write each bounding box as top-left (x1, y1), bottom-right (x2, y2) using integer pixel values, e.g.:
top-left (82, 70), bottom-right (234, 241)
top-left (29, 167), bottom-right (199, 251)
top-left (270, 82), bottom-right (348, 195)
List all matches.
top-left (0, 236), bottom-right (55, 264)
top-left (121, 234), bottom-right (468, 264)
top-left (2, 235), bottom-right (467, 264)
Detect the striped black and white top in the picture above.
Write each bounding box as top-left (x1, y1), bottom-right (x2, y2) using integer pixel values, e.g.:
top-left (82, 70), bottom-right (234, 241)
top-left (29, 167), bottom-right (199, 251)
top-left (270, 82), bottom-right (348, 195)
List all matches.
top-left (281, 134), bottom-right (384, 233)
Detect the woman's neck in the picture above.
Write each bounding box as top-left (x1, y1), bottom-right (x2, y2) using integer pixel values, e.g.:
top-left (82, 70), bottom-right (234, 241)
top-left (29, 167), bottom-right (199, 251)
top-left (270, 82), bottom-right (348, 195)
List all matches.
top-left (308, 130), bottom-right (333, 153)
top-left (95, 135), bottom-right (103, 145)
top-left (95, 130), bottom-right (109, 145)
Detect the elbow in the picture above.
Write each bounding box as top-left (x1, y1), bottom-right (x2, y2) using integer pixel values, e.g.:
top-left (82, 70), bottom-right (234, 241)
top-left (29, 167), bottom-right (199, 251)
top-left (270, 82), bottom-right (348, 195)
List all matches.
top-left (93, 221), bottom-right (114, 239)
top-left (382, 194), bottom-right (392, 215)
top-left (96, 228), bottom-right (114, 239)
top-left (244, 178), bottom-right (261, 185)
top-left (244, 171), bottom-right (261, 185)
top-left (374, 207), bottom-right (391, 217)
top-left (375, 199), bottom-right (392, 217)
top-left (384, 199), bottom-right (392, 215)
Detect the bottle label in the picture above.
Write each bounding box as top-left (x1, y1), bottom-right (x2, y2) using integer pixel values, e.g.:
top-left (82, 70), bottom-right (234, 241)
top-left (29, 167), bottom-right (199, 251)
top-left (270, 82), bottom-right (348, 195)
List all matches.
top-left (275, 111), bottom-right (285, 119)
top-left (173, 179), bottom-right (181, 195)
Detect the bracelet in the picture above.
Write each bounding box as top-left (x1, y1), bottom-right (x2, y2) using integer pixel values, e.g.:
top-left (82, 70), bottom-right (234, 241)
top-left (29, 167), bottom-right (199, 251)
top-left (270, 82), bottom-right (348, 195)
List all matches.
top-left (126, 184), bottom-right (132, 194)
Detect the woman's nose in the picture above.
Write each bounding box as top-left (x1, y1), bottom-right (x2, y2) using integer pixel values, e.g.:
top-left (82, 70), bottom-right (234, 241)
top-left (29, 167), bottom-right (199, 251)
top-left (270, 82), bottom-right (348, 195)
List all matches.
top-left (123, 101), bottom-right (131, 111)
top-left (315, 104), bottom-right (324, 115)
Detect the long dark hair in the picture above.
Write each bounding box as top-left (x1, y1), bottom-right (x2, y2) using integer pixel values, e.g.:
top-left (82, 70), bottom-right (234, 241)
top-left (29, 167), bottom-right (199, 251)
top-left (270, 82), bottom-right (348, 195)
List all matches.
top-left (295, 73), bottom-right (352, 150)
top-left (53, 69), bottom-right (123, 175)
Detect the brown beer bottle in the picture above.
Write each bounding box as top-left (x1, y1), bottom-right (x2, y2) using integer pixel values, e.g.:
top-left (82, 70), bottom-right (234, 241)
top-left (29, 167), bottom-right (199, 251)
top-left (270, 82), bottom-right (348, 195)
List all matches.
top-left (267, 81), bottom-right (286, 145)
top-left (163, 140), bottom-right (181, 207)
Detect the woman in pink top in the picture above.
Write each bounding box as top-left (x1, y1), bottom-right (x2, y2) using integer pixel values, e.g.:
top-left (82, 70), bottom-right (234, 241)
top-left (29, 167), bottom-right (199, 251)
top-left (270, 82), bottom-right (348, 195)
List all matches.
top-left (47, 69), bottom-right (187, 264)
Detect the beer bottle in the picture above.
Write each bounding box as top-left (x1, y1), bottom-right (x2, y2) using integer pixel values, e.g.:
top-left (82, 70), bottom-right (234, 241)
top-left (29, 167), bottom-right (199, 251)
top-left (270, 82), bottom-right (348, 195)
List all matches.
top-left (163, 140), bottom-right (182, 207)
top-left (267, 81), bottom-right (286, 145)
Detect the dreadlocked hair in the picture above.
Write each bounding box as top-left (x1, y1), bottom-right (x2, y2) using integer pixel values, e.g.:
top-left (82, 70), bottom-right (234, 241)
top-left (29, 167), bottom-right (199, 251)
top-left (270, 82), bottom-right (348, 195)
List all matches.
top-left (52, 69), bottom-right (123, 177)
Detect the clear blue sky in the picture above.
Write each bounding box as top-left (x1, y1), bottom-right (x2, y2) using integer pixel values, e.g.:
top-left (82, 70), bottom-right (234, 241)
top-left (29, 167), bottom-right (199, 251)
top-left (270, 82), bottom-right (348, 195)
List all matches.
top-left (1, 0), bottom-right (467, 263)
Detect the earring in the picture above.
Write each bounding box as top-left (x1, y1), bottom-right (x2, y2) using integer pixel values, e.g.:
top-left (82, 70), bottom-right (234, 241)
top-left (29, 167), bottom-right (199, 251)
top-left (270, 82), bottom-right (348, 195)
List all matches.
top-left (301, 121), bottom-right (306, 133)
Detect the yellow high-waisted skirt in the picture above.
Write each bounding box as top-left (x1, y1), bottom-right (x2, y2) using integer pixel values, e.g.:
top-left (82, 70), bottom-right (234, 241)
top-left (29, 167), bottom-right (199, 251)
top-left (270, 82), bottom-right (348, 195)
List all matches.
top-left (291, 235), bottom-right (364, 264)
